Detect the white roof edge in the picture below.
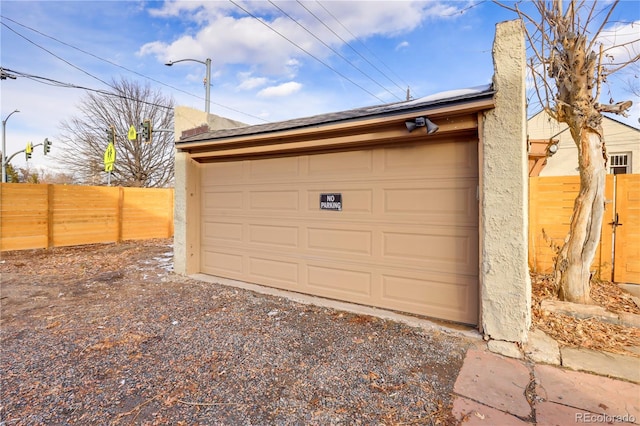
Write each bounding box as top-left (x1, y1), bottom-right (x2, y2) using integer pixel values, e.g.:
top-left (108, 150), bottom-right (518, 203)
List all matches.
top-left (406, 84), bottom-right (494, 106)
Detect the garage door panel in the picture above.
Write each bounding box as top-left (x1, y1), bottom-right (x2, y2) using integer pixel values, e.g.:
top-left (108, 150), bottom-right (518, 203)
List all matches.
top-left (382, 140), bottom-right (477, 178)
top-left (308, 149), bottom-right (373, 176)
top-left (383, 186), bottom-right (476, 220)
top-left (307, 264), bottom-right (373, 296)
top-left (200, 142), bottom-right (479, 325)
top-left (248, 224), bottom-right (299, 248)
top-left (382, 230), bottom-right (476, 273)
top-left (249, 256), bottom-right (299, 285)
top-left (201, 160), bottom-right (244, 183)
top-left (307, 227), bottom-right (372, 255)
top-left (203, 191), bottom-right (243, 210)
top-left (202, 250), bottom-right (244, 274)
top-left (249, 156), bottom-right (300, 178)
top-left (381, 273), bottom-right (477, 323)
top-left (203, 221), bottom-right (243, 242)
top-left (249, 190), bottom-right (299, 211)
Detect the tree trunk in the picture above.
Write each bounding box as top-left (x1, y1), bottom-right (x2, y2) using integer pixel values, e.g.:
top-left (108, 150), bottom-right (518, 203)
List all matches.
top-left (554, 129), bottom-right (606, 304)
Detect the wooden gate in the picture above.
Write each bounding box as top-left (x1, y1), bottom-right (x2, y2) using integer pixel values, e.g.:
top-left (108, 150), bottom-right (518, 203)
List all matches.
top-left (529, 174), bottom-right (640, 285)
top-left (612, 174), bottom-right (640, 284)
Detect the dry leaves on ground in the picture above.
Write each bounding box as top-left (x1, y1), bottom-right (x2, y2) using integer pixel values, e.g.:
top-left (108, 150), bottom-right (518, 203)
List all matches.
top-left (531, 273), bottom-right (640, 356)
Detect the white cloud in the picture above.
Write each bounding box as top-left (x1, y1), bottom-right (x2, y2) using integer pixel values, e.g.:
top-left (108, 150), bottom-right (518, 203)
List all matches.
top-left (284, 59), bottom-right (301, 78)
top-left (138, 1), bottom-right (459, 77)
top-left (257, 82), bottom-right (302, 98)
top-left (598, 21), bottom-right (640, 66)
top-left (396, 41), bottom-right (410, 51)
top-left (237, 74), bottom-right (268, 91)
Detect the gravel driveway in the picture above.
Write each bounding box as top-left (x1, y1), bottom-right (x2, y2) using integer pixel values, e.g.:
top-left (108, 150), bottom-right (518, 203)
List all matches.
top-left (1, 239), bottom-right (474, 425)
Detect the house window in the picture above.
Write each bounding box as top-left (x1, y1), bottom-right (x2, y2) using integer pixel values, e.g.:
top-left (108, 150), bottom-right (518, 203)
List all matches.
top-left (609, 153), bottom-right (631, 175)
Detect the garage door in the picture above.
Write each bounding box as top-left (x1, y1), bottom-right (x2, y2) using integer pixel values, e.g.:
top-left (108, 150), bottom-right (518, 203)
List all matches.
top-left (200, 139), bottom-right (479, 324)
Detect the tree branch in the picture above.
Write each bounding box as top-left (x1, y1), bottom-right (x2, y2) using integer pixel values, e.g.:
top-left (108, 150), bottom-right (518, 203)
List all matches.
top-left (596, 100), bottom-right (633, 115)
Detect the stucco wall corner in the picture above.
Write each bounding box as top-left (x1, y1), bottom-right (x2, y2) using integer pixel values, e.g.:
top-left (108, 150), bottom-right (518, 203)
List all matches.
top-left (173, 151), bottom-right (189, 276)
top-left (172, 150), bottom-right (201, 276)
top-left (480, 19), bottom-right (531, 343)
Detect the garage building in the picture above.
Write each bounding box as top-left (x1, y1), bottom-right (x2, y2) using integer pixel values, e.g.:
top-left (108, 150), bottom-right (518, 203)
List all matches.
top-left (174, 20), bottom-right (531, 344)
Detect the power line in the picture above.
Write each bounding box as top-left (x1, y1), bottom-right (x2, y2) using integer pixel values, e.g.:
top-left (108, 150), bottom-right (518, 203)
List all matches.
top-left (313, 0), bottom-right (488, 100)
top-left (0, 15), bottom-right (269, 123)
top-left (1, 20), bottom-right (114, 90)
top-left (2, 16), bottom-right (176, 91)
top-left (315, 1), bottom-right (416, 98)
top-left (229, 0), bottom-right (388, 104)
top-left (268, 1), bottom-right (402, 101)
top-left (443, 1), bottom-right (487, 17)
top-left (2, 67), bottom-right (174, 110)
top-left (299, 1), bottom-right (407, 97)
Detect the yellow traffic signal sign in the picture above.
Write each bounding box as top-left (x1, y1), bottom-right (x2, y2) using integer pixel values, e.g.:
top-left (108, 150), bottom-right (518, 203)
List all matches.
top-left (25, 142), bottom-right (33, 160)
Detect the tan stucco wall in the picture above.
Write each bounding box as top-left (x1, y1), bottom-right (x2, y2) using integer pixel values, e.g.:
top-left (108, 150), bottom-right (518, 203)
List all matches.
top-left (480, 20), bottom-right (531, 343)
top-left (173, 107), bottom-right (245, 275)
top-left (528, 111), bottom-right (640, 176)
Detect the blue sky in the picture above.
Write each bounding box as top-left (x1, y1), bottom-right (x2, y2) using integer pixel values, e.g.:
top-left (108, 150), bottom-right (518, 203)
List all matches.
top-left (1, 1), bottom-right (638, 173)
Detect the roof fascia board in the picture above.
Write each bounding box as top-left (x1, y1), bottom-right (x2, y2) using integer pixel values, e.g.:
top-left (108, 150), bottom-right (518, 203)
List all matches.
top-left (177, 97), bottom-right (494, 151)
top-left (191, 132), bottom-right (478, 162)
top-left (187, 113), bottom-right (479, 161)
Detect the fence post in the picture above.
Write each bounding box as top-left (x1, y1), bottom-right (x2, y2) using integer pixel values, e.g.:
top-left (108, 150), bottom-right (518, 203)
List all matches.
top-left (117, 187), bottom-right (124, 243)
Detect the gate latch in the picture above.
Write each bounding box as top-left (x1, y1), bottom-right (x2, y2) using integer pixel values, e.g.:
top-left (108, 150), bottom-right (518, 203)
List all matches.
top-left (609, 213), bottom-right (623, 229)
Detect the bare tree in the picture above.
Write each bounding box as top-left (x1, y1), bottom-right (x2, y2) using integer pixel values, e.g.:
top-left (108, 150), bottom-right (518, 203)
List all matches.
top-left (39, 169), bottom-right (77, 185)
top-left (56, 78), bottom-right (175, 188)
top-left (621, 61), bottom-right (640, 98)
top-left (502, 1), bottom-right (638, 303)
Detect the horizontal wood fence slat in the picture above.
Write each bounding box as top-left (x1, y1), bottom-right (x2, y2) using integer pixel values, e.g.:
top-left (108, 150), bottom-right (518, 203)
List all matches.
top-left (529, 174), bottom-right (640, 283)
top-left (528, 175), bottom-right (610, 279)
top-left (0, 183), bottom-right (174, 251)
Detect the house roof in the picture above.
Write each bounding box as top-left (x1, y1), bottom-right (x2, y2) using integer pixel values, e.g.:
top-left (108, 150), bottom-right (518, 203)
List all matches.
top-left (177, 84), bottom-right (495, 144)
top-left (528, 109), bottom-right (640, 132)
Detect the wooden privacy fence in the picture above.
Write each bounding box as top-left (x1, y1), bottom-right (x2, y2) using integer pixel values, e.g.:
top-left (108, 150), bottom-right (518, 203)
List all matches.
top-left (0, 184), bottom-right (174, 251)
top-left (529, 174), bottom-right (640, 284)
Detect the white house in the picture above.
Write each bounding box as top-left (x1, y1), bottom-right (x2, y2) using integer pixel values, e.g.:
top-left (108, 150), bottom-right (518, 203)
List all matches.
top-left (528, 111), bottom-right (640, 176)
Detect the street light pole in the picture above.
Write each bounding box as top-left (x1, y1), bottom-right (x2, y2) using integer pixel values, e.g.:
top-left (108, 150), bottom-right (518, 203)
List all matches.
top-left (2, 109), bottom-right (20, 183)
top-left (165, 58), bottom-right (212, 114)
top-left (204, 58), bottom-right (211, 115)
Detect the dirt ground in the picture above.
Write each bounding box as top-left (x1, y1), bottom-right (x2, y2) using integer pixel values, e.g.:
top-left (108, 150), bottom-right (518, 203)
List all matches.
top-left (1, 239), bottom-right (473, 425)
top-left (2, 239), bottom-right (638, 425)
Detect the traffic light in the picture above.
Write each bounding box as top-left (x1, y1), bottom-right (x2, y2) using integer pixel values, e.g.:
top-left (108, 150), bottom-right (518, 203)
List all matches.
top-left (44, 138), bottom-right (52, 155)
top-left (107, 126), bottom-right (115, 144)
top-left (25, 142), bottom-right (33, 160)
top-left (142, 119), bottom-right (152, 143)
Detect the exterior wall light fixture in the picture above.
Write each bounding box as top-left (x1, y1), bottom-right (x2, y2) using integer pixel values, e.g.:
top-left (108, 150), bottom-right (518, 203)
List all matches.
top-left (405, 117), bottom-right (439, 134)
